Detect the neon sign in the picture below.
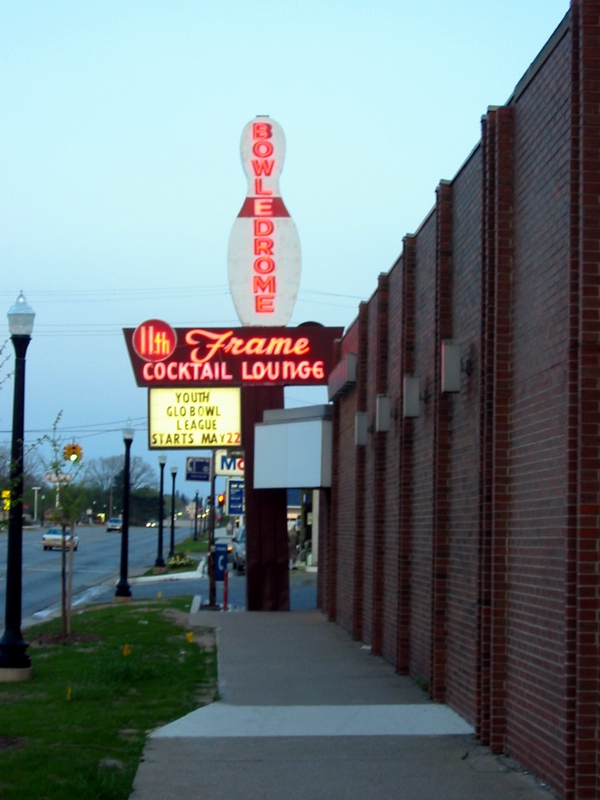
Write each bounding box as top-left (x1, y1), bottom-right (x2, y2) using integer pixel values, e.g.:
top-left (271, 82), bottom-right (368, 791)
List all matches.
top-left (227, 117), bottom-right (301, 326)
top-left (124, 321), bottom-right (343, 388)
top-left (132, 319), bottom-right (176, 361)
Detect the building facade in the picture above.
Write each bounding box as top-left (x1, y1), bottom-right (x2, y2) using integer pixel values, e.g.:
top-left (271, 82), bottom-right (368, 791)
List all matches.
top-left (319, 3), bottom-right (600, 798)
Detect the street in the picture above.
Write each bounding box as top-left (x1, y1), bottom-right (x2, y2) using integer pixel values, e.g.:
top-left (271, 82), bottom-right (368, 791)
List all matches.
top-left (0, 522), bottom-right (192, 627)
top-left (0, 525), bottom-right (319, 631)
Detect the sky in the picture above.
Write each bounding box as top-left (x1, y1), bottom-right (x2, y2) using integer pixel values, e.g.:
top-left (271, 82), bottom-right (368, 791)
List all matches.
top-left (0, 0), bottom-right (569, 485)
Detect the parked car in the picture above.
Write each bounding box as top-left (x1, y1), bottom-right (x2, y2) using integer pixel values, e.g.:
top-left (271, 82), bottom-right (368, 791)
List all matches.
top-left (42, 527), bottom-right (79, 551)
top-left (232, 528), bottom-right (246, 573)
top-left (106, 517), bottom-right (122, 532)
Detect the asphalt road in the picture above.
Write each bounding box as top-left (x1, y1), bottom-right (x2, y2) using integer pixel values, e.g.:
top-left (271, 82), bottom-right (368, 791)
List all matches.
top-left (0, 522), bottom-right (193, 630)
top-left (0, 524), bottom-right (319, 636)
top-left (95, 566), bottom-right (318, 612)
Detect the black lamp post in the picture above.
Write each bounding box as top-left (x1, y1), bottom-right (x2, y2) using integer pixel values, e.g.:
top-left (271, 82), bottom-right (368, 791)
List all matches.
top-left (0, 292), bottom-right (35, 680)
top-left (115, 422), bottom-right (134, 600)
top-left (193, 492), bottom-right (199, 541)
top-left (169, 465), bottom-right (177, 557)
top-left (155, 454), bottom-right (166, 568)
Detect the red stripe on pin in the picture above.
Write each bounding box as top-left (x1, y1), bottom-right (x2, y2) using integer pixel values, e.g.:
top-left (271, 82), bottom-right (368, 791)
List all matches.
top-left (237, 197), bottom-right (290, 218)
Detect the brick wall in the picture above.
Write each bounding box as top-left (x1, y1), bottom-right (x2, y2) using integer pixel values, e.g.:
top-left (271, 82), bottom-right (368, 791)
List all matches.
top-left (325, 3), bottom-right (600, 798)
top-left (506, 25), bottom-right (572, 786)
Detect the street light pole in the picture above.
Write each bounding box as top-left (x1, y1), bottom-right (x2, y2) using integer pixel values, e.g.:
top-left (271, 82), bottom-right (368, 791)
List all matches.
top-left (169, 465), bottom-right (177, 557)
top-left (155, 455), bottom-right (166, 568)
top-left (208, 457), bottom-right (217, 607)
top-left (31, 486), bottom-right (41, 524)
top-left (0, 292), bottom-right (35, 680)
top-left (115, 423), bottom-right (134, 600)
top-left (193, 492), bottom-right (199, 541)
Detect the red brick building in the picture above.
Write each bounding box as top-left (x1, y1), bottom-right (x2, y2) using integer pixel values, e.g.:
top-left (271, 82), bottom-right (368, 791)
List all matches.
top-left (319, 2), bottom-right (600, 797)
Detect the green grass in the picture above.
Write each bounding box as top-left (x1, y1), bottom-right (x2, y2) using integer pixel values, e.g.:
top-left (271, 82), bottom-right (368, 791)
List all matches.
top-left (0, 598), bottom-right (217, 799)
top-left (175, 535), bottom-right (209, 555)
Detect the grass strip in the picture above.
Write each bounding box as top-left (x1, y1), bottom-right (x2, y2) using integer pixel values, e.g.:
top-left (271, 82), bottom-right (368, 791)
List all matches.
top-left (175, 536), bottom-right (209, 555)
top-left (0, 597), bottom-right (217, 799)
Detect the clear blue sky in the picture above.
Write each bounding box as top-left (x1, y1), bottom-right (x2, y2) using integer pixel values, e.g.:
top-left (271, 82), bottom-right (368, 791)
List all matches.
top-left (0, 0), bottom-right (568, 476)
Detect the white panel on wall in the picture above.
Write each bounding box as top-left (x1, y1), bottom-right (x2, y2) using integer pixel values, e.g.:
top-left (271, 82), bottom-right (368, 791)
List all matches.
top-left (254, 418), bottom-right (332, 488)
top-left (441, 341), bottom-right (462, 393)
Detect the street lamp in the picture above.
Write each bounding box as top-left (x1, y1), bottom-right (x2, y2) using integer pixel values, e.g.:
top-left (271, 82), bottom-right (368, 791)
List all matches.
top-left (0, 291), bottom-right (35, 681)
top-left (169, 465), bottom-right (177, 557)
top-left (115, 422), bottom-right (134, 600)
top-left (155, 454), bottom-right (166, 568)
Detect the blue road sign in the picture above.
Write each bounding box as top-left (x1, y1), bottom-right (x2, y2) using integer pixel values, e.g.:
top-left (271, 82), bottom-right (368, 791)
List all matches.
top-left (227, 479), bottom-right (245, 516)
top-left (185, 457), bottom-right (211, 482)
top-left (214, 542), bottom-right (228, 581)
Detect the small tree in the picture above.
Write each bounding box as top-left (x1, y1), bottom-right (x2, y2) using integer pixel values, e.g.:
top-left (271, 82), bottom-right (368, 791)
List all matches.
top-left (44, 413), bottom-right (84, 639)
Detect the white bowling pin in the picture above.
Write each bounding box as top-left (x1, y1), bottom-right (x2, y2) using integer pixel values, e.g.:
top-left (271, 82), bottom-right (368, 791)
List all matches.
top-left (227, 116), bottom-right (302, 326)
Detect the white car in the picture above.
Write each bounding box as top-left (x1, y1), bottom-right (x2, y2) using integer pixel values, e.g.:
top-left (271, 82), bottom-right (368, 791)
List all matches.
top-left (42, 527), bottom-right (79, 551)
top-left (232, 529), bottom-right (246, 573)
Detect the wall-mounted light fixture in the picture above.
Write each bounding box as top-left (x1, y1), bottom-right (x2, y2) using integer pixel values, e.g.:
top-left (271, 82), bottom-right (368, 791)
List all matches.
top-left (441, 341), bottom-right (462, 393)
top-left (375, 395), bottom-right (391, 432)
top-left (355, 411), bottom-right (368, 446)
top-left (403, 377), bottom-right (420, 417)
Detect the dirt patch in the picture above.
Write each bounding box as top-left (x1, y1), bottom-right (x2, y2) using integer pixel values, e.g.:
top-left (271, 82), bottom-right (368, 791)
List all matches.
top-left (0, 737), bottom-right (26, 752)
top-left (162, 608), bottom-right (190, 628)
top-left (162, 609), bottom-right (215, 651)
top-left (190, 628), bottom-right (216, 651)
top-left (29, 632), bottom-right (103, 647)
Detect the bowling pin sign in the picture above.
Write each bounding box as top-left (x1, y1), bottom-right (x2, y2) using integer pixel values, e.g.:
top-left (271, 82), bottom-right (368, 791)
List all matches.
top-left (227, 116), bottom-right (301, 326)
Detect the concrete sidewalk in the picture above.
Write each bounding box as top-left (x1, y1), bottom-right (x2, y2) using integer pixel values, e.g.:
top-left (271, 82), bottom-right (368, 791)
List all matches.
top-left (130, 611), bottom-right (556, 800)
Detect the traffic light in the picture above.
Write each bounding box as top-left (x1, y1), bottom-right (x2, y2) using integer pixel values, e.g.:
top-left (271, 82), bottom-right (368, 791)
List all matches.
top-left (217, 493), bottom-right (225, 508)
top-left (63, 443), bottom-right (83, 463)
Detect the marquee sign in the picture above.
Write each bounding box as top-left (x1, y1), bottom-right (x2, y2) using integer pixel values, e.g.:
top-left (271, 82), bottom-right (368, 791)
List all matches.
top-left (148, 387), bottom-right (241, 449)
top-left (227, 116), bottom-right (301, 326)
top-left (124, 321), bottom-right (343, 388)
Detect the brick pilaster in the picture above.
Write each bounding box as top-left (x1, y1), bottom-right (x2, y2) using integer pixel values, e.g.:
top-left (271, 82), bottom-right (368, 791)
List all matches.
top-left (477, 106), bottom-right (514, 753)
top-left (489, 105), bottom-right (514, 755)
top-left (565, 4), bottom-right (580, 797)
top-left (242, 385), bottom-right (289, 611)
top-left (353, 302), bottom-right (369, 640)
top-left (326, 339), bottom-right (342, 622)
top-left (478, 110), bottom-right (496, 745)
top-left (430, 180), bottom-right (453, 702)
top-left (372, 273), bottom-right (389, 656)
top-left (396, 235), bottom-right (416, 674)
